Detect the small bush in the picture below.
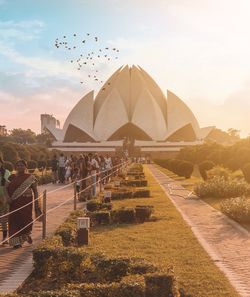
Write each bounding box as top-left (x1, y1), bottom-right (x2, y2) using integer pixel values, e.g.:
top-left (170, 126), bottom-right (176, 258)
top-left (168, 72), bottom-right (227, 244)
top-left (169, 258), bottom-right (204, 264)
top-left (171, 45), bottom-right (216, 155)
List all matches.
top-left (27, 160), bottom-right (38, 173)
top-left (207, 166), bottom-right (232, 180)
top-left (198, 160), bottom-right (215, 180)
top-left (92, 211), bottom-right (110, 225)
top-left (111, 191), bottom-right (133, 200)
top-left (55, 222), bottom-right (75, 246)
top-left (86, 200), bottom-right (101, 212)
top-left (221, 196), bottom-right (250, 223)
top-left (135, 206), bottom-right (153, 223)
top-left (133, 189), bottom-right (150, 198)
top-left (37, 160), bottom-right (47, 171)
top-left (145, 273), bottom-right (180, 297)
top-left (123, 180), bottom-right (148, 187)
top-left (242, 163), bottom-right (250, 183)
top-left (194, 176), bottom-right (250, 199)
top-left (100, 202), bottom-right (113, 210)
top-left (177, 161), bottom-right (194, 179)
top-left (111, 208), bottom-right (136, 224)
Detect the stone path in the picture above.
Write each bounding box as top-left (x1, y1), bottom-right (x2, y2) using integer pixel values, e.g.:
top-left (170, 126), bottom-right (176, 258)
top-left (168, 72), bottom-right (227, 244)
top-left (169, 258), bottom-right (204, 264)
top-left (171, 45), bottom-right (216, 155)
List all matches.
top-left (0, 182), bottom-right (84, 293)
top-left (148, 164), bottom-right (250, 297)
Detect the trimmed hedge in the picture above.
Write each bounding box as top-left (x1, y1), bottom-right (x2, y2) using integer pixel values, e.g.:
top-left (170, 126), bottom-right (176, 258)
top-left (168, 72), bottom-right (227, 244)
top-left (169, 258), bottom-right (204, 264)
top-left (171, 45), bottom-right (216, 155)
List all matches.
top-left (198, 160), bottom-right (215, 180)
top-left (154, 159), bottom-right (193, 179)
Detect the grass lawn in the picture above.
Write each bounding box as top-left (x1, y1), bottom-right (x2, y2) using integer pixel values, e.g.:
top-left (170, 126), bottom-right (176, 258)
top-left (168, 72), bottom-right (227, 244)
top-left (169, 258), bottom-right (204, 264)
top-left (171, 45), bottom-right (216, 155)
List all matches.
top-left (84, 165), bottom-right (239, 297)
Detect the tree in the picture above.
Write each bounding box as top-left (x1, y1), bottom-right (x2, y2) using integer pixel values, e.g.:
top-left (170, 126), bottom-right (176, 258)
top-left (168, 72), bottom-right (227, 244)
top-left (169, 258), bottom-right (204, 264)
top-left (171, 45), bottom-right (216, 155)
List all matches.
top-left (36, 132), bottom-right (54, 146)
top-left (0, 143), bottom-right (19, 164)
top-left (9, 128), bottom-right (36, 144)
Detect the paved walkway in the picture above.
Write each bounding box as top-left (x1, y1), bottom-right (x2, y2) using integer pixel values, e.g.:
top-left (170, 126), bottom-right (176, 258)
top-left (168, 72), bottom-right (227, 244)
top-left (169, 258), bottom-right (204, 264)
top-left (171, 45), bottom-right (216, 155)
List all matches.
top-left (0, 182), bottom-right (84, 293)
top-left (148, 164), bottom-right (250, 297)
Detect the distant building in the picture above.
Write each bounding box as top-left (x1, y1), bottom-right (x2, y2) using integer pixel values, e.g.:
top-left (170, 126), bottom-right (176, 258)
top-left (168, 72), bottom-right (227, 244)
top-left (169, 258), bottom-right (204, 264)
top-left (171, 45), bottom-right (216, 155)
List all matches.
top-left (42, 65), bottom-right (214, 156)
top-left (0, 125), bottom-right (7, 136)
top-left (40, 114), bottom-right (60, 134)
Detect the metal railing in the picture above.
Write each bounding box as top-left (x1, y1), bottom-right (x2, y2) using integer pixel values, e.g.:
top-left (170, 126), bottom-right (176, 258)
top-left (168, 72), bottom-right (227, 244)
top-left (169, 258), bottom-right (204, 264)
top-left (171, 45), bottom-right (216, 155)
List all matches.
top-left (0, 161), bottom-right (128, 245)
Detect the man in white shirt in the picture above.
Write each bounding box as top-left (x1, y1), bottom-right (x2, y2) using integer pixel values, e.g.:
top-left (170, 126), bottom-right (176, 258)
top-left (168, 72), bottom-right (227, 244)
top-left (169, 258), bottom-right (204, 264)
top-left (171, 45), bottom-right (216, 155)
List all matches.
top-left (58, 153), bottom-right (66, 183)
top-left (90, 154), bottom-right (99, 197)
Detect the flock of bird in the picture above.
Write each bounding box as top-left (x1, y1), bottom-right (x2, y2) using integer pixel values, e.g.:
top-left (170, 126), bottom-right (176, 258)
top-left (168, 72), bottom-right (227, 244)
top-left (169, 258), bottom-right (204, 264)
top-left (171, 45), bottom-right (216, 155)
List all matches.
top-left (54, 33), bottom-right (120, 90)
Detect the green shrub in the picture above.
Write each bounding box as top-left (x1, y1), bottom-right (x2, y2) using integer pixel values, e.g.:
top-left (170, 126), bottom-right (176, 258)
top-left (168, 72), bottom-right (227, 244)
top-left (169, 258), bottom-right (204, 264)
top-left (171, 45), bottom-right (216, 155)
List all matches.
top-left (100, 203), bottom-right (113, 210)
top-left (111, 191), bottom-right (133, 200)
top-left (123, 180), bottom-right (148, 187)
top-left (221, 196), bottom-right (250, 223)
top-left (198, 160), bottom-right (215, 180)
top-left (33, 244), bottom-right (88, 280)
top-left (67, 281), bottom-right (145, 297)
top-left (177, 161), bottom-right (194, 179)
top-left (242, 163), bottom-right (250, 183)
top-left (129, 258), bottom-right (157, 275)
top-left (135, 206), bottom-right (153, 223)
top-left (95, 257), bottom-right (131, 281)
top-left (0, 143), bottom-right (19, 164)
top-left (92, 211), bottom-right (110, 225)
top-left (145, 273), bottom-right (180, 297)
top-left (133, 189), bottom-right (150, 198)
top-left (37, 160), bottom-right (47, 171)
top-left (3, 161), bottom-right (14, 172)
top-left (194, 176), bottom-right (250, 199)
top-left (55, 222), bottom-right (75, 246)
top-left (207, 166), bottom-right (232, 180)
top-left (29, 290), bottom-right (80, 297)
top-left (111, 208), bottom-right (136, 224)
top-left (27, 160), bottom-right (37, 173)
top-left (86, 200), bottom-right (101, 212)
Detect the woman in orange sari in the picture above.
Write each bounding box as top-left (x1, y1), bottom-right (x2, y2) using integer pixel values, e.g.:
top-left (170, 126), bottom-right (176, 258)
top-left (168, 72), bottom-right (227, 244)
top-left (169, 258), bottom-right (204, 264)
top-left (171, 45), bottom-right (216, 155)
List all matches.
top-left (6, 160), bottom-right (42, 249)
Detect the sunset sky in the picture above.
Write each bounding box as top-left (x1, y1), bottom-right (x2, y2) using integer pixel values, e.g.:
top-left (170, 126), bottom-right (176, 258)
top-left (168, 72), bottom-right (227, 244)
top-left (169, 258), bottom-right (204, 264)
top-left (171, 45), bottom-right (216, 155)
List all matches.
top-left (0, 0), bottom-right (249, 136)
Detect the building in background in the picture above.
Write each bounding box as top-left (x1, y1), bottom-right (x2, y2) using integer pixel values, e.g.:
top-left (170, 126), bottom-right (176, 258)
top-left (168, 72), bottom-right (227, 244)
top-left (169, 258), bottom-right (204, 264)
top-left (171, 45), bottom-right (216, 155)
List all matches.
top-left (0, 125), bottom-right (8, 136)
top-left (41, 114), bottom-right (60, 135)
top-left (42, 65), bottom-right (214, 157)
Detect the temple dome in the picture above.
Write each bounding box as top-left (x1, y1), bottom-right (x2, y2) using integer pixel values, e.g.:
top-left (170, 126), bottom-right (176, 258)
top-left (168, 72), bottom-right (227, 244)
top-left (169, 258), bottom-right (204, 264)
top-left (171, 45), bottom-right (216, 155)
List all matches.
top-left (45, 65), bottom-right (213, 143)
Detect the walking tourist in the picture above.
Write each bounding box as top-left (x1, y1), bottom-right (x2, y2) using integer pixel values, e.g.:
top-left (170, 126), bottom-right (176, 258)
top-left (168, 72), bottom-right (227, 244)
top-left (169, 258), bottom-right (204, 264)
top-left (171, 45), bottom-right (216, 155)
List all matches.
top-left (58, 153), bottom-right (66, 183)
top-left (0, 157), bottom-right (10, 244)
top-left (105, 154), bottom-right (113, 183)
top-left (6, 160), bottom-right (42, 249)
top-left (89, 153), bottom-right (99, 197)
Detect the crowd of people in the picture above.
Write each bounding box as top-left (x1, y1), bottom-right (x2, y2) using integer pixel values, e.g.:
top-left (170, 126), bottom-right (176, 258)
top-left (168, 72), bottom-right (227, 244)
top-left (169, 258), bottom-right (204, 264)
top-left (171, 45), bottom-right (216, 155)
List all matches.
top-left (0, 153), bottom-right (125, 249)
top-left (50, 153), bottom-right (124, 196)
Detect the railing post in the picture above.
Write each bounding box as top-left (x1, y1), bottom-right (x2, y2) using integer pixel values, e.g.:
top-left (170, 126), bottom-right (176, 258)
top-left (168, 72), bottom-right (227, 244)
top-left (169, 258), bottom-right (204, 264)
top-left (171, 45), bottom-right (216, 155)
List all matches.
top-left (42, 190), bottom-right (47, 240)
top-left (74, 181), bottom-right (77, 211)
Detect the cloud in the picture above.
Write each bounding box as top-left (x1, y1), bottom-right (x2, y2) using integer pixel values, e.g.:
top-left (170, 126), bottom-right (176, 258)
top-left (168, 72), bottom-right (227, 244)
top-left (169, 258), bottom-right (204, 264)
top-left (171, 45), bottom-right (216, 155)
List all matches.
top-left (0, 87), bottom-right (83, 133)
top-left (0, 20), bottom-right (45, 42)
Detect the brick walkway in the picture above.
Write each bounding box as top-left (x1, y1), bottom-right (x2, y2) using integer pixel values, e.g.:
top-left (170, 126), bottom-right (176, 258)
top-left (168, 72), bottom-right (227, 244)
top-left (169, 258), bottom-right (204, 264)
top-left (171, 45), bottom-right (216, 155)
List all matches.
top-left (0, 182), bottom-right (84, 293)
top-left (148, 164), bottom-right (250, 297)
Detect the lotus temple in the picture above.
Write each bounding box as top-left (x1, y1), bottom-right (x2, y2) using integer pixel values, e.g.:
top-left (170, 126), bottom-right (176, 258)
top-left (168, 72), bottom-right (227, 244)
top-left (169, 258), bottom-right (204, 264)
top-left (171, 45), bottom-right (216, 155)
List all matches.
top-left (41, 65), bottom-right (214, 156)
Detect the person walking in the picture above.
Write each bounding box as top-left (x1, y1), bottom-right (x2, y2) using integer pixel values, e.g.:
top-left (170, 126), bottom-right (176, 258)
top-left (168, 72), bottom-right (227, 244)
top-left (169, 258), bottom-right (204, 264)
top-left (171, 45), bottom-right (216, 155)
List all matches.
top-left (6, 160), bottom-right (42, 249)
top-left (58, 153), bottom-right (66, 184)
top-left (0, 157), bottom-right (10, 244)
top-left (89, 154), bottom-right (99, 197)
